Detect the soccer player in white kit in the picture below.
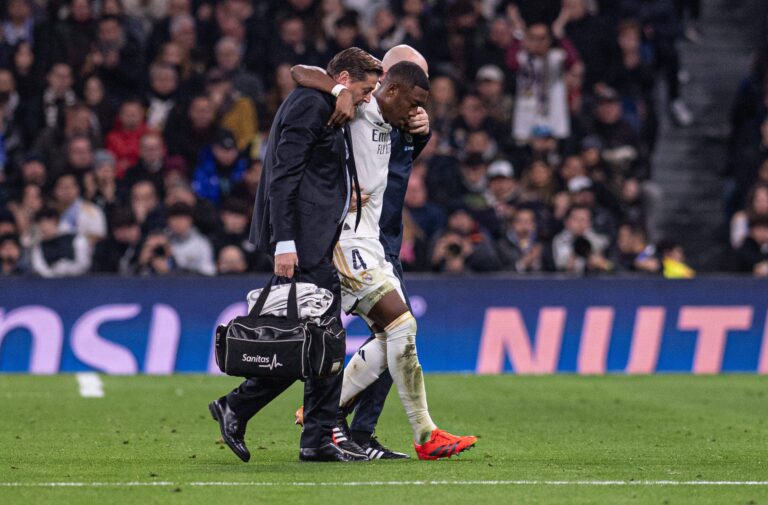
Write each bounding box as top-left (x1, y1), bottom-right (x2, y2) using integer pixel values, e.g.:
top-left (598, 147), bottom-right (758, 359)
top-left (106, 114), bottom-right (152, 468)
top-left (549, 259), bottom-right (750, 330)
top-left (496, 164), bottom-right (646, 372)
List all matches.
top-left (294, 57), bottom-right (477, 460)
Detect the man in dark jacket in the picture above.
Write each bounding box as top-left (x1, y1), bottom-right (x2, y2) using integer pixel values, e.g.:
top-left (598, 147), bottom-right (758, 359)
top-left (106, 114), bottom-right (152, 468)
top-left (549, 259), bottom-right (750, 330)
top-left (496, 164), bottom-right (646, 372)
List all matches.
top-left (208, 47), bottom-right (381, 463)
top-left (731, 215), bottom-right (768, 276)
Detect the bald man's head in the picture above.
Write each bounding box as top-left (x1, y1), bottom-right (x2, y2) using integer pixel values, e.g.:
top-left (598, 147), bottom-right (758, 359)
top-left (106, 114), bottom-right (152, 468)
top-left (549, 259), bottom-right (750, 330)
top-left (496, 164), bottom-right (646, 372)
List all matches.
top-left (382, 45), bottom-right (428, 77)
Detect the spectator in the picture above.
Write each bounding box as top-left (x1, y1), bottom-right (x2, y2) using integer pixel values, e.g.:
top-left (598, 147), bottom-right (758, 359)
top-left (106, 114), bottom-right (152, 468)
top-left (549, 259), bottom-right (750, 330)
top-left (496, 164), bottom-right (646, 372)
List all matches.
top-left (7, 182), bottom-right (43, 247)
top-left (609, 19), bottom-right (658, 148)
top-left (52, 172), bottom-right (107, 244)
top-left (38, 63), bottom-right (76, 133)
top-left (192, 128), bottom-right (247, 206)
top-left (30, 207), bottom-right (91, 278)
top-left (507, 21), bottom-right (580, 142)
top-left (129, 179), bottom-right (164, 235)
top-left (145, 63), bottom-right (179, 131)
top-left (204, 69), bottom-right (258, 150)
top-left (551, 205), bottom-right (611, 274)
top-left (614, 223), bottom-right (660, 273)
top-left (58, 135), bottom-right (96, 179)
top-left (165, 202), bottom-right (215, 275)
top-left (137, 228), bottom-right (175, 276)
top-left (3, 0), bottom-right (35, 47)
top-left (52, 0), bottom-right (96, 75)
top-left (164, 179), bottom-right (219, 237)
top-left (164, 95), bottom-right (215, 169)
top-left (484, 159), bottom-right (519, 224)
top-left (497, 206), bottom-right (543, 273)
top-left (91, 209), bottom-right (142, 274)
top-left (101, 0), bottom-right (146, 49)
top-left (520, 160), bottom-right (559, 206)
top-left (263, 63), bottom-right (297, 130)
top-left (0, 233), bottom-right (25, 275)
top-left (474, 65), bottom-right (513, 137)
top-left (404, 173), bottom-right (445, 243)
top-left (106, 99), bottom-right (150, 177)
top-left (213, 36), bottom-right (264, 104)
top-left (217, 244), bottom-right (248, 274)
top-left (457, 152), bottom-right (489, 211)
top-left (86, 15), bottom-right (144, 101)
top-left (620, 0), bottom-right (694, 126)
top-left (231, 156), bottom-right (262, 204)
top-left (730, 215), bottom-right (768, 276)
top-left (269, 15), bottom-right (320, 70)
top-left (552, 0), bottom-right (617, 89)
top-left (431, 207), bottom-right (502, 273)
top-left (658, 238), bottom-right (695, 278)
top-left (83, 75), bottom-right (117, 139)
top-left (88, 150), bottom-right (119, 216)
top-left (567, 175), bottom-right (618, 240)
top-left (588, 87), bottom-right (648, 183)
top-left (319, 11), bottom-right (365, 61)
top-left (450, 93), bottom-right (504, 153)
top-left (425, 76), bottom-right (458, 152)
top-left (731, 183), bottom-right (768, 249)
top-left (120, 132), bottom-right (168, 198)
top-left (36, 105), bottom-right (99, 174)
top-left (474, 17), bottom-right (515, 88)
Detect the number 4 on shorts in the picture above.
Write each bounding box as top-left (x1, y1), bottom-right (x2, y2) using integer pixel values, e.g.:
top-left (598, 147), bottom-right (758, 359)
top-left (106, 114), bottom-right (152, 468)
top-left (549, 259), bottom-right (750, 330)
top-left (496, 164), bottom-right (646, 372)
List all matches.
top-left (351, 249), bottom-right (367, 270)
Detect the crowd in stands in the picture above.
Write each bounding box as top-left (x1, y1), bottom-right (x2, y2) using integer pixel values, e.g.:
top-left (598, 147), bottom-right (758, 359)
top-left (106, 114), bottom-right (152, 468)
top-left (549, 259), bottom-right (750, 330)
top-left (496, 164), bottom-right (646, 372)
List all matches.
top-left (724, 15), bottom-right (768, 278)
top-left (0, 0), bottom-right (713, 278)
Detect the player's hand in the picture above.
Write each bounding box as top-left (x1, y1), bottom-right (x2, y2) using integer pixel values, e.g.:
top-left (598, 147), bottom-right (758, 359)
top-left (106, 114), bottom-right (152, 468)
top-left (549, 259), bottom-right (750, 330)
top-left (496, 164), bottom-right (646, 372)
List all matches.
top-left (407, 107), bottom-right (430, 135)
top-left (328, 88), bottom-right (355, 127)
top-left (348, 185), bottom-right (370, 213)
top-left (275, 252), bottom-right (299, 278)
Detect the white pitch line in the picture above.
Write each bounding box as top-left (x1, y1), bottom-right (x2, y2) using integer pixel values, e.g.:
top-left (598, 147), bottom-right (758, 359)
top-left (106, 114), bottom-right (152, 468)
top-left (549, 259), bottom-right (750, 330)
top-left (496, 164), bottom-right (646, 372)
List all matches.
top-left (1, 480), bottom-right (767, 488)
top-left (75, 373), bottom-right (104, 398)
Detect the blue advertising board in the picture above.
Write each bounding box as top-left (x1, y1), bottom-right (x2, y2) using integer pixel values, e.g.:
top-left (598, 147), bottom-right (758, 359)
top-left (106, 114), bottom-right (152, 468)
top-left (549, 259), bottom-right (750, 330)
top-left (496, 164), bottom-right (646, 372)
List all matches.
top-left (1, 276), bottom-right (767, 374)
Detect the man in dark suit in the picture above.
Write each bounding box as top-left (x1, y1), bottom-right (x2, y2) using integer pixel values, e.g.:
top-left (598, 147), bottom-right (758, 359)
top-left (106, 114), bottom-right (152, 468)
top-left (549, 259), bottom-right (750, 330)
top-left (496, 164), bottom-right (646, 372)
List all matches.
top-left (209, 47), bottom-right (382, 463)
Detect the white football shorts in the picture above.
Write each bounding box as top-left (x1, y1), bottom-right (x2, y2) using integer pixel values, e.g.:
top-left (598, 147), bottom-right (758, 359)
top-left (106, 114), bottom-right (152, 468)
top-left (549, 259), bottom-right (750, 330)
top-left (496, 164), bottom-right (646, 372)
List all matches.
top-left (332, 238), bottom-right (404, 316)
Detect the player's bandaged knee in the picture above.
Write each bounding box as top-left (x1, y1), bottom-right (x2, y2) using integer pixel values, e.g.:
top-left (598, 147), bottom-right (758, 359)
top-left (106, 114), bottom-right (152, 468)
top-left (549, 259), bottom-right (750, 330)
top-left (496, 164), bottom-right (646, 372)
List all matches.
top-left (383, 312), bottom-right (417, 345)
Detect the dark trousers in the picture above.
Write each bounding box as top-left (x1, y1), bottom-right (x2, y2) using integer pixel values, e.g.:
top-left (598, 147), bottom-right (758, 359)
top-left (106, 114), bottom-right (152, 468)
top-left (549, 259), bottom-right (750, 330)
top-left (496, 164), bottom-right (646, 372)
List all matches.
top-left (226, 253), bottom-right (343, 449)
top-left (349, 254), bottom-right (408, 435)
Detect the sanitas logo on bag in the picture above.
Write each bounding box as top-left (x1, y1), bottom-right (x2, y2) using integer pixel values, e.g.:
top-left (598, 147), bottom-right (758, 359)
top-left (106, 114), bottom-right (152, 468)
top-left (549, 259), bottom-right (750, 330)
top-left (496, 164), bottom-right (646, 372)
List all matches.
top-left (242, 353), bottom-right (283, 370)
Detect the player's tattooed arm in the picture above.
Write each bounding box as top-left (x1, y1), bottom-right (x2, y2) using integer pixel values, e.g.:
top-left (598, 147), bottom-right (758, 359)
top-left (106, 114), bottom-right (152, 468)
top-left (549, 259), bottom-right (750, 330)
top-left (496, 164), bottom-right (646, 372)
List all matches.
top-left (290, 64), bottom-right (355, 127)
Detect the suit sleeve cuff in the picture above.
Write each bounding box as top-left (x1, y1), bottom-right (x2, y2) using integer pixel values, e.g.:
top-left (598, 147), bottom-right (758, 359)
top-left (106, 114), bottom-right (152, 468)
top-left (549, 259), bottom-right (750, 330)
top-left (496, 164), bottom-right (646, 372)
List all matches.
top-left (275, 240), bottom-right (297, 255)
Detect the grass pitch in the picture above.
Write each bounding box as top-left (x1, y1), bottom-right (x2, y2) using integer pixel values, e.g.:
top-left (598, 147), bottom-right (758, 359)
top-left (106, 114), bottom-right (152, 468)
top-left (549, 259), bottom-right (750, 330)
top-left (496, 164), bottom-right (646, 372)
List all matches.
top-left (0, 374), bottom-right (766, 504)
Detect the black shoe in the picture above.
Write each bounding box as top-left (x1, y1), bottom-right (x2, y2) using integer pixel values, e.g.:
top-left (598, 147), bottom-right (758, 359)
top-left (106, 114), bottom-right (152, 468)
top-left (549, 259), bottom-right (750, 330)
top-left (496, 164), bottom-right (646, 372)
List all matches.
top-left (332, 418), bottom-right (369, 460)
top-left (299, 443), bottom-right (367, 462)
top-left (209, 398), bottom-right (250, 462)
top-left (361, 434), bottom-right (410, 460)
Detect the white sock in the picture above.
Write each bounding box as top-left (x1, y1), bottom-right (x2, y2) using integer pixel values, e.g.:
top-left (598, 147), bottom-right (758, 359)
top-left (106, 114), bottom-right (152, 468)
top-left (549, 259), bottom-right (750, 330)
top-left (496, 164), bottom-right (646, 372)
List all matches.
top-left (339, 333), bottom-right (387, 407)
top-left (384, 312), bottom-right (437, 444)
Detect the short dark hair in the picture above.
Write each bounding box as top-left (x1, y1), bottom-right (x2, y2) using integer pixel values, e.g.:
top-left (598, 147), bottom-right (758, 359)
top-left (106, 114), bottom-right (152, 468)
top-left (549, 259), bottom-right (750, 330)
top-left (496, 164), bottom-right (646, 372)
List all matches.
top-left (383, 61), bottom-right (430, 92)
top-left (326, 47), bottom-right (382, 81)
top-left (110, 209), bottom-right (137, 229)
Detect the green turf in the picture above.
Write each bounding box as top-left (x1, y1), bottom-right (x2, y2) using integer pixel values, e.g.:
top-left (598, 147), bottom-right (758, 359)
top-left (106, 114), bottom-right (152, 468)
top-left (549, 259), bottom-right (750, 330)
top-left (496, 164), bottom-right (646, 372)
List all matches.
top-left (0, 374), bottom-right (766, 504)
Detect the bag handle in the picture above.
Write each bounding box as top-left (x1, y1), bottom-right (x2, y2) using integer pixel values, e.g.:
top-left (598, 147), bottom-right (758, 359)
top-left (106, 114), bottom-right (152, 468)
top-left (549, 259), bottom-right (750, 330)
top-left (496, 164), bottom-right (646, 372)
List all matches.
top-left (249, 275), bottom-right (300, 323)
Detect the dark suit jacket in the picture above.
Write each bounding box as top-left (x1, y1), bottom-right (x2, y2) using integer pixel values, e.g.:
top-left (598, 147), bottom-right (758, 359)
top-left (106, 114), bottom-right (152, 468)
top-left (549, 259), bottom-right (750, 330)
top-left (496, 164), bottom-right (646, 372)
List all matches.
top-left (249, 87), bottom-right (348, 268)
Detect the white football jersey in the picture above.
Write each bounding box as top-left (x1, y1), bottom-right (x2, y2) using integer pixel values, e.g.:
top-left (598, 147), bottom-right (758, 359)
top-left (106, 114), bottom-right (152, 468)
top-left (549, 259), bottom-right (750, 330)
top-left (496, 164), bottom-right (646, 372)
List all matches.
top-left (341, 96), bottom-right (392, 240)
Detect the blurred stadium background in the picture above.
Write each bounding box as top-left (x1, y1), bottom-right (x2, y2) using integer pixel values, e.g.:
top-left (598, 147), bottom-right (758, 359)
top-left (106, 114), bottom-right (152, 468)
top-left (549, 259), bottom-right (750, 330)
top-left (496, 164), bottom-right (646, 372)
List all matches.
top-left (1, 0), bottom-right (768, 503)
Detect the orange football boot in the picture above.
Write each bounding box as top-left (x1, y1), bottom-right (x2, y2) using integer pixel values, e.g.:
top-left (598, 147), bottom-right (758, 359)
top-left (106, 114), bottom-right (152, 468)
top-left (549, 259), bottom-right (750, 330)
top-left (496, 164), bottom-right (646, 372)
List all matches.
top-left (414, 428), bottom-right (477, 460)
